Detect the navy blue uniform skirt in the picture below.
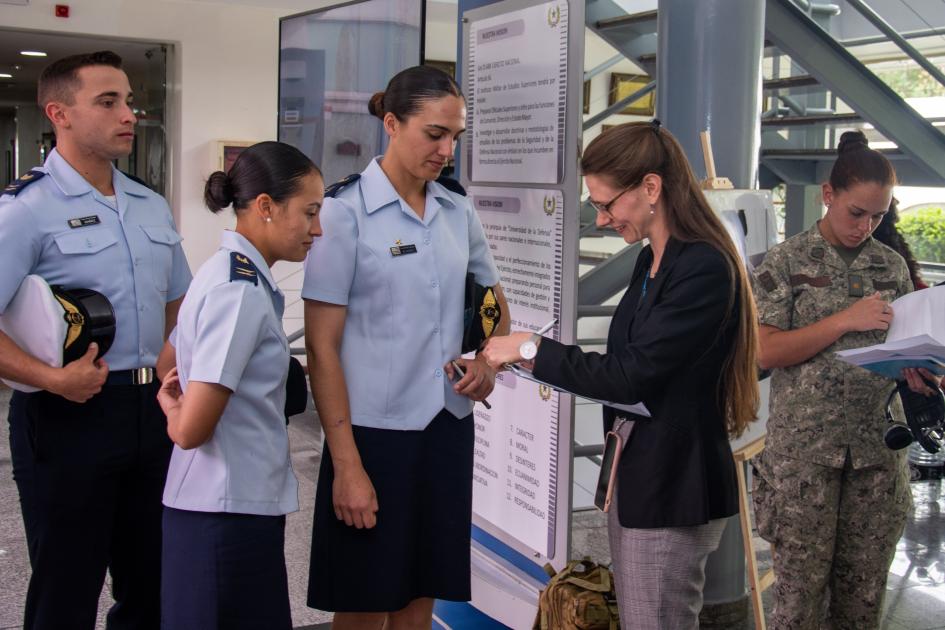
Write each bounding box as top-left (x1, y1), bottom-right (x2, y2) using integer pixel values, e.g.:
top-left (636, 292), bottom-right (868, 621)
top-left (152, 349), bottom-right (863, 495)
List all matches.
top-left (161, 507), bottom-right (291, 629)
top-left (307, 409), bottom-right (475, 612)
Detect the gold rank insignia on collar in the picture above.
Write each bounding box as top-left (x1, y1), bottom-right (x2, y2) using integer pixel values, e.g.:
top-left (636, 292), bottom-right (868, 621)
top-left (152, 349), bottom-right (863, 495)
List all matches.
top-left (230, 252), bottom-right (258, 285)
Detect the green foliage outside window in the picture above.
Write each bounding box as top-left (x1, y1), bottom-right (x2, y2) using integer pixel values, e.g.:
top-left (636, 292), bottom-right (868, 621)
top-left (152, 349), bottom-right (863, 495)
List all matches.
top-left (875, 65), bottom-right (945, 98)
top-left (899, 207), bottom-right (945, 263)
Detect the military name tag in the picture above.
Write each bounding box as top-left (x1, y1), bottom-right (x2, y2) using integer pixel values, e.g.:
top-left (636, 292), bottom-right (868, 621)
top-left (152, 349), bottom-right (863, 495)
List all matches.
top-left (848, 274), bottom-right (864, 297)
top-left (390, 244), bottom-right (418, 257)
top-left (68, 215), bottom-right (101, 228)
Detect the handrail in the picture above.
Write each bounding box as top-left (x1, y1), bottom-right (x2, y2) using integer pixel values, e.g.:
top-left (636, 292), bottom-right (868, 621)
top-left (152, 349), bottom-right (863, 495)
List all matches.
top-left (844, 0), bottom-right (945, 92)
top-left (582, 80), bottom-right (656, 130)
top-left (791, 0), bottom-right (841, 15)
top-left (584, 54), bottom-right (624, 83)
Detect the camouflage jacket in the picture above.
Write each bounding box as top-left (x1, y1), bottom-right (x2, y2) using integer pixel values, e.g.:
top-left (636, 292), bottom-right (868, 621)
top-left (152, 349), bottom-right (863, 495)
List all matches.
top-left (752, 223), bottom-right (913, 468)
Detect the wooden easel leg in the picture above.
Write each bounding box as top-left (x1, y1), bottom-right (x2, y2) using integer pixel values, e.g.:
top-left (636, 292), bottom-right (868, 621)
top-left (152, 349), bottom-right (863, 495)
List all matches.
top-left (736, 460), bottom-right (767, 630)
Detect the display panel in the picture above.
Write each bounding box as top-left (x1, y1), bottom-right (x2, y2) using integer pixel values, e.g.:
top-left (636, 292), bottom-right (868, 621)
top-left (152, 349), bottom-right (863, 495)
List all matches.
top-left (469, 185), bottom-right (565, 557)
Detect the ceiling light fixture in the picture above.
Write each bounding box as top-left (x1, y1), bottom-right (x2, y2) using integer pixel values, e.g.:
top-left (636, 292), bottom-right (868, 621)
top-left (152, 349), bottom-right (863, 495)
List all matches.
top-left (20, 51), bottom-right (48, 57)
top-left (0, 73), bottom-right (12, 79)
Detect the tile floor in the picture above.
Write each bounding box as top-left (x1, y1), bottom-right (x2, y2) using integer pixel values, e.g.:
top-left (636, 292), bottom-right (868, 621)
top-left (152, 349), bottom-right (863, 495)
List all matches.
top-left (2, 386), bottom-right (944, 629)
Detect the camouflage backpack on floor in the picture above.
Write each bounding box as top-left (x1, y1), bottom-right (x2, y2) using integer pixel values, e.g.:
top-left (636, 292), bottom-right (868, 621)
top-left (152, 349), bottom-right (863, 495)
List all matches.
top-left (534, 558), bottom-right (620, 630)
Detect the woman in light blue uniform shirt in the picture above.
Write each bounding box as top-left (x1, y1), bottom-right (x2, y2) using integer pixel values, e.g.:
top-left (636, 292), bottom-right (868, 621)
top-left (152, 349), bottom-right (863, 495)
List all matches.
top-left (155, 141), bottom-right (323, 629)
top-left (302, 66), bottom-right (510, 629)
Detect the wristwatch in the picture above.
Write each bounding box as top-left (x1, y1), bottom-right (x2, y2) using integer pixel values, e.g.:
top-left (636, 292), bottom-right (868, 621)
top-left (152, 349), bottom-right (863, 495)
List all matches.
top-left (519, 333), bottom-right (541, 361)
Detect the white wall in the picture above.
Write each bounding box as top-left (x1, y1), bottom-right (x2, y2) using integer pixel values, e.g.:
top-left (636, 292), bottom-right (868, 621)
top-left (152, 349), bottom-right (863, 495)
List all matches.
top-left (425, 1), bottom-right (459, 62)
top-left (0, 0), bottom-right (337, 270)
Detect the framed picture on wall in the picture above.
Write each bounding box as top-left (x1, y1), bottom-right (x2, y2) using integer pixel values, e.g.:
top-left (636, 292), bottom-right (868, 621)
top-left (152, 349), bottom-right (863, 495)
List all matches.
top-left (216, 140), bottom-right (254, 173)
top-left (608, 73), bottom-right (655, 116)
top-left (425, 59), bottom-right (456, 78)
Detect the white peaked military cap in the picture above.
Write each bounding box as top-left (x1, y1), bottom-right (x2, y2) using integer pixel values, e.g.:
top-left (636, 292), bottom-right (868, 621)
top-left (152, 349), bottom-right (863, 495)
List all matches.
top-left (0, 275), bottom-right (115, 392)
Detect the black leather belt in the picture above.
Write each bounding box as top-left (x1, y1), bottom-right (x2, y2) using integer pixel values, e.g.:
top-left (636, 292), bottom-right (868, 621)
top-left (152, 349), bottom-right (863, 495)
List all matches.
top-left (105, 367), bottom-right (155, 386)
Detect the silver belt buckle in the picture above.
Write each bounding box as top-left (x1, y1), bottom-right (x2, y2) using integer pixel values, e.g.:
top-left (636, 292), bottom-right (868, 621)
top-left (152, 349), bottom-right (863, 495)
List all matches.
top-left (132, 367), bottom-right (154, 385)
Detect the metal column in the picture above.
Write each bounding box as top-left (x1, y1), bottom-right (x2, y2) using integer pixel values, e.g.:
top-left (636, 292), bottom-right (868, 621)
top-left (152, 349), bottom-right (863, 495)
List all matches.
top-left (656, 0), bottom-right (766, 614)
top-left (785, 183), bottom-right (824, 237)
top-left (656, 0), bottom-right (765, 189)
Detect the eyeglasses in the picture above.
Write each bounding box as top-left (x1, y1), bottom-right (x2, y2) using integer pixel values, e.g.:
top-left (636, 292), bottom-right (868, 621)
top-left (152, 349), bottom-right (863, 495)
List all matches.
top-left (588, 186), bottom-right (632, 217)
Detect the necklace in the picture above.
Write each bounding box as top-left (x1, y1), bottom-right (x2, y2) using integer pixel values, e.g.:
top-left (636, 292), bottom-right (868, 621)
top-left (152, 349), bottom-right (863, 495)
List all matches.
top-left (637, 265), bottom-right (652, 310)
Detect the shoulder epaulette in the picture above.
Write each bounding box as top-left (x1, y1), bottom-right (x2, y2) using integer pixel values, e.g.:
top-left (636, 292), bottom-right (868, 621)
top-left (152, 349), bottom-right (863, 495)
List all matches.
top-left (325, 173), bottom-right (360, 198)
top-left (435, 175), bottom-right (466, 197)
top-left (3, 170), bottom-right (46, 196)
top-left (120, 171), bottom-right (155, 192)
top-left (230, 252), bottom-right (258, 285)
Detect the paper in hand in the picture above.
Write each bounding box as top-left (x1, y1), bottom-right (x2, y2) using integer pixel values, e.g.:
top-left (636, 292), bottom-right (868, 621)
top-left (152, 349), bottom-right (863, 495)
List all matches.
top-left (507, 364), bottom-right (651, 417)
top-left (835, 286), bottom-right (945, 379)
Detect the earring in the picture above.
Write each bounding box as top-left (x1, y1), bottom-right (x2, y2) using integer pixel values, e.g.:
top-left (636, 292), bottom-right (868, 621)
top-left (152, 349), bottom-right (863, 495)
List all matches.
top-left (649, 206), bottom-right (655, 215)
top-left (265, 217), bottom-right (272, 223)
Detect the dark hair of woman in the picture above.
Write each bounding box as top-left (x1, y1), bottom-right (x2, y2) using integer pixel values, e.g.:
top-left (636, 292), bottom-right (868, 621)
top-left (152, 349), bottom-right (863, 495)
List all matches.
top-left (368, 65), bottom-right (463, 121)
top-left (829, 130), bottom-right (896, 192)
top-left (580, 121), bottom-right (759, 437)
top-left (204, 141), bottom-right (321, 214)
top-left (872, 197), bottom-right (927, 289)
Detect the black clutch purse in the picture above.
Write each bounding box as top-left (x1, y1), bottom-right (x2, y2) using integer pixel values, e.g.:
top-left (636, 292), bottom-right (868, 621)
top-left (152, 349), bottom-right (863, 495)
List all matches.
top-left (463, 272), bottom-right (502, 354)
top-left (284, 356), bottom-right (308, 422)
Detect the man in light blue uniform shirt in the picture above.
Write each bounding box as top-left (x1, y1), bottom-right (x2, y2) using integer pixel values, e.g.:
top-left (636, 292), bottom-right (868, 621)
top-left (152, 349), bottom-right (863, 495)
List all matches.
top-left (302, 157), bottom-right (500, 431)
top-left (0, 51), bottom-right (191, 629)
top-left (163, 229), bottom-right (298, 516)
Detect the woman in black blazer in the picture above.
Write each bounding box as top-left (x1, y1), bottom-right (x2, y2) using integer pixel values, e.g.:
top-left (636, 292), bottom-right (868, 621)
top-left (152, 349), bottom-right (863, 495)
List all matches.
top-left (481, 121), bottom-right (760, 630)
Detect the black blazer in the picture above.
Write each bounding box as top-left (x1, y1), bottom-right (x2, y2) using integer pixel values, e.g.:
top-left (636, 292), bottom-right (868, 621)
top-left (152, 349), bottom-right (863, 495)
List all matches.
top-left (533, 238), bottom-right (740, 528)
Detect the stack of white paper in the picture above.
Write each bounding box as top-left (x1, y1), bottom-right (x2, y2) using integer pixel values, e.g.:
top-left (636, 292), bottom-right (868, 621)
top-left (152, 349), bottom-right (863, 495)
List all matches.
top-left (836, 286), bottom-right (945, 379)
top-left (508, 364), bottom-right (652, 417)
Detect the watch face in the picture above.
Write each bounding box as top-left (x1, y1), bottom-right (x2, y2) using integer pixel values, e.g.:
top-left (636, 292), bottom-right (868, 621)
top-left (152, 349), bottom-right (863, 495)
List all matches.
top-left (520, 340), bottom-right (538, 361)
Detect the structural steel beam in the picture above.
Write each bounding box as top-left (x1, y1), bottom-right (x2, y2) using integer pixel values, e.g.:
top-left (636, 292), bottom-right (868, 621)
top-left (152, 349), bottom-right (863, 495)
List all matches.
top-left (585, 0), bottom-right (657, 76)
top-left (765, 0), bottom-right (945, 184)
top-left (577, 242), bottom-right (643, 306)
top-left (844, 0), bottom-right (945, 91)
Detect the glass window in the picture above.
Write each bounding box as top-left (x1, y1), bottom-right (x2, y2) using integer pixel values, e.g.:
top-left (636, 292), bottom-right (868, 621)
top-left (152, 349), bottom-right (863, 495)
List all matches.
top-left (279, 0), bottom-right (422, 186)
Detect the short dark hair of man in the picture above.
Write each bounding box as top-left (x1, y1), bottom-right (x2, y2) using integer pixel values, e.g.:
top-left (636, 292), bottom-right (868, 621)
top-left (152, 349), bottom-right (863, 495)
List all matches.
top-left (37, 50), bottom-right (124, 108)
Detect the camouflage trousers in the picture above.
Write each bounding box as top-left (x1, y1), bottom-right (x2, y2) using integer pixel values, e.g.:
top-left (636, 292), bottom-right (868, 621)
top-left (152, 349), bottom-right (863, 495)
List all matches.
top-left (752, 449), bottom-right (911, 630)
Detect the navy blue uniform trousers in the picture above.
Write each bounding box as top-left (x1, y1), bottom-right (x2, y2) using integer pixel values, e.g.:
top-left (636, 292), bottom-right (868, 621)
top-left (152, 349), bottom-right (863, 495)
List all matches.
top-left (8, 383), bottom-right (170, 630)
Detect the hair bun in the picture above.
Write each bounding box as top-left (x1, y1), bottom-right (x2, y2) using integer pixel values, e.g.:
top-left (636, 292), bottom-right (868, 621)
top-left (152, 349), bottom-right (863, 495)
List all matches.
top-left (204, 170), bottom-right (234, 214)
top-left (368, 91), bottom-right (386, 119)
top-left (837, 130), bottom-right (869, 155)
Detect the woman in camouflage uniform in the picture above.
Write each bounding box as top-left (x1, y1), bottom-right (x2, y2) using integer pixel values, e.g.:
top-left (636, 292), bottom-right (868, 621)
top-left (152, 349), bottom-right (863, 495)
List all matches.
top-left (751, 131), bottom-right (915, 629)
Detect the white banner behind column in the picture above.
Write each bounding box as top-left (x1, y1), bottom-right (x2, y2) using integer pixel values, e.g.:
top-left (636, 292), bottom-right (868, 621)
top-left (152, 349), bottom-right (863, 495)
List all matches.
top-left (467, 1), bottom-right (568, 184)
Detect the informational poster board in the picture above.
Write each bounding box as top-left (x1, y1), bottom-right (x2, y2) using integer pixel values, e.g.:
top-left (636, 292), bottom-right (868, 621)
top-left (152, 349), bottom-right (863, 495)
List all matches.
top-left (468, 186), bottom-right (564, 557)
top-left (436, 1), bottom-right (583, 628)
top-left (466, 1), bottom-right (568, 184)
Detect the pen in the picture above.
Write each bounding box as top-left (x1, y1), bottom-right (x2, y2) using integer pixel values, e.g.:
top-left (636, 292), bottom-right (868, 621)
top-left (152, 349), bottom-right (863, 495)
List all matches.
top-left (450, 360), bottom-right (492, 410)
top-left (534, 318), bottom-right (557, 337)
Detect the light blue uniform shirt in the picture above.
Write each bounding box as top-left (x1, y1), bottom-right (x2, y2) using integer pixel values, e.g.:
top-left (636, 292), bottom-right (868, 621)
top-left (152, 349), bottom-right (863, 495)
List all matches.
top-left (163, 231), bottom-right (299, 516)
top-left (0, 149), bottom-right (191, 370)
top-left (302, 158), bottom-right (499, 431)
